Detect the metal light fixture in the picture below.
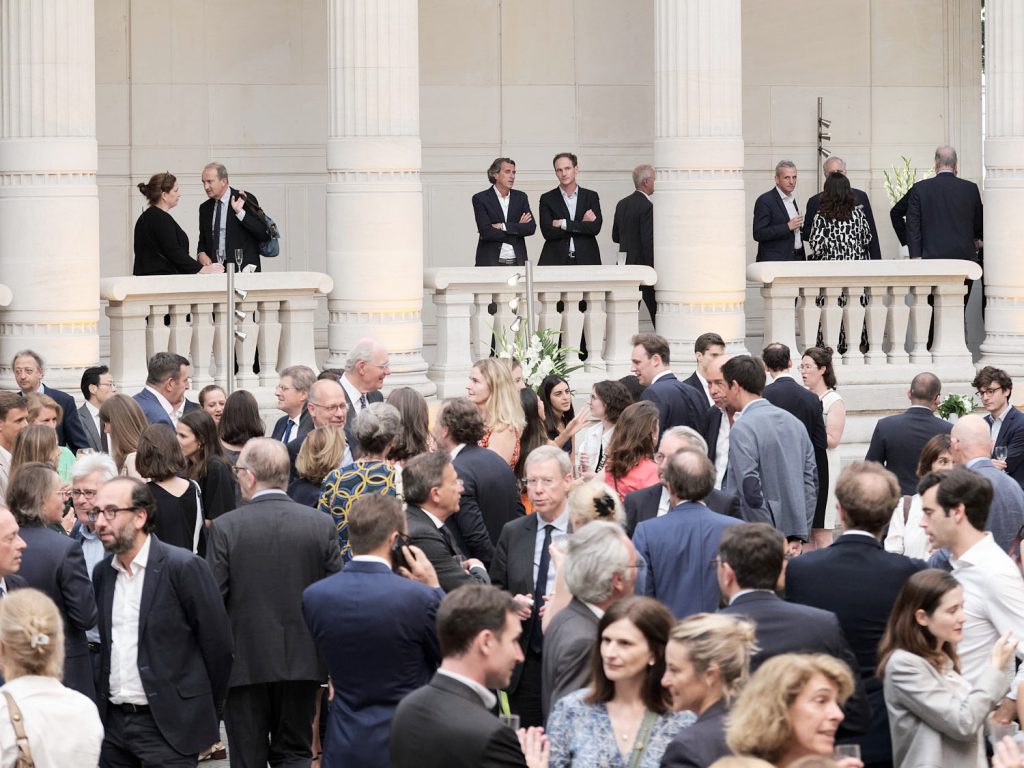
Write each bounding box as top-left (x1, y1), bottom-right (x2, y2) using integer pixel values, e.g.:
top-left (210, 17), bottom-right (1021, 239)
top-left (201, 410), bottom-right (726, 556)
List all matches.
top-left (510, 316), bottom-right (523, 333)
top-left (234, 309), bottom-right (246, 321)
top-left (508, 296), bottom-right (520, 311)
top-left (507, 272), bottom-right (522, 287)
top-left (234, 287), bottom-right (248, 301)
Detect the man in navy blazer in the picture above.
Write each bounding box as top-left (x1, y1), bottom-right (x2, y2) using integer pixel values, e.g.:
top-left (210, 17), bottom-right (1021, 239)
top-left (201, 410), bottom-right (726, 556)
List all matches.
top-left (753, 161), bottom-right (805, 262)
top-left (801, 156), bottom-right (881, 260)
top-left (132, 352), bottom-right (193, 427)
top-left (12, 350), bottom-right (90, 454)
top-left (270, 365), bottom-right (316, 443)
top-left (906, 146), bottom-right (983, 262)
top-left (92, 477), bottom-right (233, 765)
top-left (537, 152), bottom-right (602, 266)
top-left (681, 332), bottom-right (725, 407)
top-left (865, 373), bottom-right (951, 496)
top-left (633, 450), bottom-right (741, 618)
top-left (973, 366), bottom-right (1024, 489)
top-left (786, 461), bottom-right (926, 766)
top-left (472, 157), bottom-right (536, 267)
top-left (632, 333), bottom-right (708, 439)
top-left (304, 494), bottom-right (443, 768)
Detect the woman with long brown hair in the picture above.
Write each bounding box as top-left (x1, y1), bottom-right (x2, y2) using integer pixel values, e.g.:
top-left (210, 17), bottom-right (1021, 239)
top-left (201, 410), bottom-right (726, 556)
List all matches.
top-left (98, 394), bottom-right (148, 479)
top-left (602, 401), bottom-right (660, 501)
top-left (177, 410), bottom-right (237, 522)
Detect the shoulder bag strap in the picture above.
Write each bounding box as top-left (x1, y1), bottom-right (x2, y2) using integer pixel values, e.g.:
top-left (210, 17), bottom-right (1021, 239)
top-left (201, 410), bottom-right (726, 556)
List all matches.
top-left (3, 691), bottom-right (34, 768)
top-left (901, 495), bottom-right (913, 525)
top-left (626, 710), bottom-right (658, 768)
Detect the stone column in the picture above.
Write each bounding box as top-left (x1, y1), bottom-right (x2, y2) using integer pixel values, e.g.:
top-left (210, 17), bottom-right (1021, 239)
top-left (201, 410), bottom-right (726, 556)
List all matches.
top-left (0, 0), bottom-right (100, 389)
top-left (325, 0), bottom-right (434, 395)
top-left (980, 0), bottom-right (1024, 374)
top-left (653, 0), bottom-right (747, 359)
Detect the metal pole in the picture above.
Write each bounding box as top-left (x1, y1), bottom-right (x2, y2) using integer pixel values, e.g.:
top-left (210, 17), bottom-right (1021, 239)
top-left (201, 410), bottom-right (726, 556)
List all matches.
top-left (525, 260), bottom-right (536, 337)
top-left (817, 97), bottom-right (823, 193)
top-left (226, 263), bottom-right (236, 394)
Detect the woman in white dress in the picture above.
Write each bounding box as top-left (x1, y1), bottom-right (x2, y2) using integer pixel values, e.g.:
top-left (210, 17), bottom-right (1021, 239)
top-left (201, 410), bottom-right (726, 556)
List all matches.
top-left (883, 434), bottom-right (953, 559)
top-left (801, 347), bottom-right (845, 549)
top-left (574, 380), bottom-right (633, 480)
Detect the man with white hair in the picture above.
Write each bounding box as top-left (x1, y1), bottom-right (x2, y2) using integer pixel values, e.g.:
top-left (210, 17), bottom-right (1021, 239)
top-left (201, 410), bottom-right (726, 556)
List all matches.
top-left (611, 163), bottom-right (656, 322)
top-left (541, 521), bottom-right (637, 718)
top-left (801, 155), bottom-right (881, 260)
top-left (340, 338), bottom-right (389, 454)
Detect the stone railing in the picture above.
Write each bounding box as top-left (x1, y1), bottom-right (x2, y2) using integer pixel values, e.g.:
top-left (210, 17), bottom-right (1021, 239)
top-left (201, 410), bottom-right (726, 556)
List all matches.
top-left (424, 265), bottom-right (657, 396)
top-left (101, 272), bottom-right (333, 392)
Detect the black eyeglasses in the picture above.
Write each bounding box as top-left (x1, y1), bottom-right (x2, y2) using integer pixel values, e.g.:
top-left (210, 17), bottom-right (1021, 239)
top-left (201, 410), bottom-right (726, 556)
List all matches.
top-left (70, 489), bottom-right (98, 500)
top-left (86, 506), bottom-right (138, 523)
top-left (231, 465), bottom-right (251, 476)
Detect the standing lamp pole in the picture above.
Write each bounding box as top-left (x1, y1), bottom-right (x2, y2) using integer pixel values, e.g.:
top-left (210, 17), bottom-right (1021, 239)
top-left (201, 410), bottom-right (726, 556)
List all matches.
top-left (817, 97), bottom-right (832, 192)
top-left (226, 264), bottom-right (236, 395)
top-left (525, 260), bottom-right (536, 336)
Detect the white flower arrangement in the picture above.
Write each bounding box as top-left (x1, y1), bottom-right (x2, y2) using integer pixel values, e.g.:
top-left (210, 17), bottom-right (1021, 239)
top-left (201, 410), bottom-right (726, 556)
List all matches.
top-left (493, 325), bottom-right (581, 389)
top-left (937, 393), bottom-right (976, 420)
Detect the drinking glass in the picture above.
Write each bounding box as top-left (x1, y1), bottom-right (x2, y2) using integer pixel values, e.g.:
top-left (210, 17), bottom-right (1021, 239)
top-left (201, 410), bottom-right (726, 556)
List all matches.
top-left (994, 446), bottom-right (1008, 462)
top-left (216, 248), bottom-right (226, 266)
top-left (832, 744), bottom-right (861, 760)
top-left (234, 248), bottom-right (244, 270)
top-left (498, 714), bottom-right (520, 731)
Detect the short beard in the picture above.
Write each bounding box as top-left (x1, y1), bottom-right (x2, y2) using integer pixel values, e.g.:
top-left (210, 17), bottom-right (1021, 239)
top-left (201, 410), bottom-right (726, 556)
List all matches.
top-left (103, 525), bottom-right (137, 555)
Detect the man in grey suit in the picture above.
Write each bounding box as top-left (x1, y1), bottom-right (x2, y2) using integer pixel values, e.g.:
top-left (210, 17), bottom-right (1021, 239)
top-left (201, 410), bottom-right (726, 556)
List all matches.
top-left (721, 355), bottom-right (817, 555)
top-left (541, 521), bottom-right (637, 719)
top-left (206, 438), bottom-right (342, 767)
top-left (78, 366), bottom-right (116, 453)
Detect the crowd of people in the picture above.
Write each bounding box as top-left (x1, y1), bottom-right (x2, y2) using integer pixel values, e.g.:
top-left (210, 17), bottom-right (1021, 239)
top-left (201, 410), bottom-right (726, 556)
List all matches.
top-left (0, 321), bottom-right (1022, 768)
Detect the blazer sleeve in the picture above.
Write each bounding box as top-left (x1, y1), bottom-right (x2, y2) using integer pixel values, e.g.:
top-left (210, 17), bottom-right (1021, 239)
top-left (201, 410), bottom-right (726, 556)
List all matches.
top-left (624, 492), bottom-right (641, 538)
top-left (640, 387), bottom-right (670, 439)
top-left (149, 210), bottom-right (202, 274)
top-left (728, 426), bottom-right (764, 516)
top-left (201, 460), bottom-right (238, 521)
top-left (860, 194), bottom-right (883, 259)
top-left (409, 528), bottom-right (477, 593)
top-left (474, 193), bottom-right (507, 242)
top-left (864, 422), bottom-right (886, 464)
top-left (973, 185), bottom-right (983, 240)
top-left (906, 187), bottom-right (923, 257)
top-left (631, 524), bottom-right (653, 598)
top-left (452, 469), bottom-right (496, 565)
top-left (59, 541), bottom-right (99, 632)
top-left (237, 192), bottom-right (271, 241)
top-left (480, 725), bottom-right (530, 767)
top-left (640, 202), bottom-right (653, 266)
top-left (57, 396), bottom-right (92, 455)
top-left (800, 197), bottom-right (817, 246)
top-left (505, 192), bottom-right (536, 237)
top-left (752, 194), bottom-right (791, 243)
top-left (886, 652), bottom-right (1008, 740)
top-left (660, 736), bottom-right (702, 768)
top-left (488, 527), bottom-right (512, 591)
top-left (1000, 417), bottom-right (1024, 481)
top-left (564, 190), bottom-right (602, 236)
top-left (890, 191), bottom-right (910, 247)
top-left (204, 520), bottom-right (230, 602)
top-left (197, 204), bottom-right (210, 255)
top-left (539, 192), bottom-right (571, 243)
top-left (179, 555), bottom-right (235, 710)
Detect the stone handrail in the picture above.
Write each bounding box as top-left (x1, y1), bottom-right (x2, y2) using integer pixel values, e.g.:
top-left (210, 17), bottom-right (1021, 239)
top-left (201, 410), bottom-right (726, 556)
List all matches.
top-left (101, 272), bottom-right (333, 392)
top-left (424, 265), bottom-right (657, 396)
top-left (747, 259), bottom-right (983, 379)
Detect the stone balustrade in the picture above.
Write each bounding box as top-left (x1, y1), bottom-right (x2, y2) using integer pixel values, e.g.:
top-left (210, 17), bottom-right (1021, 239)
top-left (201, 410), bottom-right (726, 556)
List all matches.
top-left (101, 272), bottom-right (333, 392)
top-left (424, 266), bottom-right (657, 397)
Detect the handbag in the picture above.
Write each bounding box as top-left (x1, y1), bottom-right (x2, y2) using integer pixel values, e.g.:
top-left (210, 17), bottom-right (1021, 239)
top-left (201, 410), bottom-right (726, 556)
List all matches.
top-left (625, 710), bottom-right (657, 768)
top-left (2, 691), bottom-right (34, 768)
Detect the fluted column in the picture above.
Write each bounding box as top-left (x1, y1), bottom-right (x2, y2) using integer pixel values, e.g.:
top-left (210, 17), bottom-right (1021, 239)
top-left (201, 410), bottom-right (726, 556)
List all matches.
top-left (653, 0), bottom-right (746, 358)
top-left (0, 0), bottom-right (100, 389)
top-left (325, 0), bottom-right (433, 395)
top-left (980, 0), bottom-right (1024, 374)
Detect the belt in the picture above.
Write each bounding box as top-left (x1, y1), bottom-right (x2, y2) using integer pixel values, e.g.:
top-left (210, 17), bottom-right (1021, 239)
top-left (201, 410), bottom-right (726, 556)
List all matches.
top-left (113, 702), bottom-right (150, 714)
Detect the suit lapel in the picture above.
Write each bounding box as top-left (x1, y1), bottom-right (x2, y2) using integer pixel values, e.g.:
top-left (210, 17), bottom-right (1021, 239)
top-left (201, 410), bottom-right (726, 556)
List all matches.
top-left (138, 537), bottom-right (168, 640)
top-left (512, 516), bottom-right (538, 593)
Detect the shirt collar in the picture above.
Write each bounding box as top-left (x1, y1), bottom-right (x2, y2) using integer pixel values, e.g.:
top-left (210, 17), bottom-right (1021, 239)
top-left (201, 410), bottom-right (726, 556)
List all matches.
top-left (340, 373), bottom-right (365, 407)
top-left (450, 443), bottom-right (466, 460)
top-left (770, 371), bottom-right (796, 383)
top-left (841, 529), bottom-right (877, 540)
top-left (560, 185), bottom-right (578, 201)
top-left (538, 505), bottom-right (571, 534)
top-left (352, 554), bottom-right (392, 569)
top-left (492, 185), bottom-right (510, 201)
top-left (436, 668), bottom-right (497, 709)
top-left (251, 489), bottom-right (285, 501)
top-left (144, 385), bottom-right (175, 418)
top-left (776, 186), bottom-right (794, 202)
top-left (951, 532), bottom-right (995, 568)
top-left (730, 588), bottom-right (775, 604)
top-left (738, 397), bottom-right (763, 416)
top-left (218, 186), bottom-right (232, 205)
top-left (993, 403), bottom-right (1012, 422)
top-left (111, 533), bottom-right (152, 577)
top-left (420, 507), bottom-right (445, 529)
top-left (965, 456), bottom-right (989, 469)
top-left (86, 401), bottom-right (101, 417)
top-left (651, 370), bottom-right (676, 384)
top-left (582, 601), bottom-right (605, 619)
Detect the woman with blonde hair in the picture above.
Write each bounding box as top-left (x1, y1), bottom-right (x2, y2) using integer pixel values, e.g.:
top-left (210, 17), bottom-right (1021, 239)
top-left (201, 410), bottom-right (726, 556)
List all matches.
top-left (602, 401), bottom-right (660, 501)
top-left (98, 394), bottom-right (148, 478)
top-left (288, 426), bottom-right (347, 508)
top-left (661, 613), bottom-right (758, 768)
top-left (9, 427), bottom-right (71, 534)
top-left (0, 588), bottom-right (102, 767)
top-left (22, 394), bottom-right (74, 481)
top-left (467, 357), bottom-right (525, 467)
top-left (726, 653), bottom-right (860, 768)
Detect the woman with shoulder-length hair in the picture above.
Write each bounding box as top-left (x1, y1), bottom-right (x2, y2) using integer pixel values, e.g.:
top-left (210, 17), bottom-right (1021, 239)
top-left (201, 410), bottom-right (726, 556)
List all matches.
top-left (800, 346), bottom-right (845, 549)
top-left (807, 172), bottom-right (872, 262)
top-left (22, 394), bottom-right (75, 482)
top-left (602, 401), bottom-right (660, 501)
top-left (133, 171), bottom-right (224, 276)
top-left (0, 588), bottom-right (103, 766)
top-left (575, 380), bottom-right (632, 480)
top-left (878, 569), bottom-right (1015, 768)
top-left (385, 387), bottom-right (434, 463)
top-left (545, 596), bottom-right (695, 767)
top-left (98, 394), bottom-right (149, 479)
top-left (4, 463), bottom-right (98, 704)
top-left (135, 424), bottom-right (203, 554)
top-left (177, 410), bottom-right (237, 522)
top-left (218, 390), bottom-right (266, 466)
top-left (883, 433), bottom-right (953, 558)
top-left (467, 358), bottom-right (526, 467)
top-left (288, 426), bottom-right (348, 508)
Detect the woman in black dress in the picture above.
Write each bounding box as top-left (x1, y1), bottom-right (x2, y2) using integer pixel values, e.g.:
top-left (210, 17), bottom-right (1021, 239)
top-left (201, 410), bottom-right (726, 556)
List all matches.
top-left (177, 410), bottom-right (237, 523)
top-left (134, 424), bottom-right (203, 554)
top-left (133, 172), bottom-right (224, 276)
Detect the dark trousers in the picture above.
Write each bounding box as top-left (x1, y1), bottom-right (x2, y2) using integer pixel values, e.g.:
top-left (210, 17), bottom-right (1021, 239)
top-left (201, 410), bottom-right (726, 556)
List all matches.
top-left (100, 706), bottom-right (197, 768)
top-left (224, 680), bottom-right (320, 768)
top-left (508, 649), bottom-right (544, 728)
top-left (640, 285), bottom-right (657, 327)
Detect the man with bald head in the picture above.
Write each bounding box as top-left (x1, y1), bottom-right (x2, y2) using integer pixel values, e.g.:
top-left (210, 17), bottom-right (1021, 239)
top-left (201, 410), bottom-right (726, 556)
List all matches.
top-left (0, 506), bottom-right (27, 592)
top-left (288, 378), bottom-right (354, 478)
top-left (950, 414), bottom-right (1024, 553)
top-left (207, 438), bottom-right (342, 767)
top-left (801, 155), bottom-right (881, 260)
top-left (906, 145), bottom-right (983, 263)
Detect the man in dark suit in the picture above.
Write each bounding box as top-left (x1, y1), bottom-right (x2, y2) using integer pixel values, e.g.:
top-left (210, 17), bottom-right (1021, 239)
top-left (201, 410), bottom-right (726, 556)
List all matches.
top-left (92, 477), bottom-right (233, 766)
top-left (682, 332), bottom-right (725, 407)
top-left (625, 426), bottom-right (740, 537)
top-left (802, 156), bottom-right (882, 260)
top-left (542, 521), bottom-right (636, 719)
top-left (12, 349), bottom-right (90, 453)
top-left (631, 333), bottom-right (708, 439)
top-left (786, 461), bottom-right (926, 767)
top-left (433, 398), bottom-right (523, 561)
top-left (206, 438), bottom-right (341, 766)
top-left (288, 378), bottom-right (354, 480)
top-left (195, 162), bottom-right (271, 272)
top-left (906, 146), bottom-right (983, 263)
top-left (973, 366), bottom-right (1024, 489)
top-left (703, 356), bottom-right (736, 491)
top-left (611, 163), bottom-right (656, 322)
top-left (753, 160), bottom-right (805, 262)
top-left (0, 394), bottom-right (28, 499)
top-left (390, 585), bottom-right (529, 768)
top-left (718, 523), bottom-right (871, 734)
top-left (338, 339), bottom-right (389, 456)
top-left (472, 157), bottom-right (536, 267)
top-left (537, 152), bottom-right (603, 266)
top-left (0, 506), bottom-right (28, 594)
top-left (490, 445), bottom-right (574, 727)
top-left (78, 365), bottom-right (115, 453)
top-left (865, 372), bottom-right (951, 496)
top-left (132, 352), bottom-right (192, 427)
top-left (270, 365), bottom-right (316, 443)
top-left (403, 451), bottom-right (490, 593)
top-left (304, 495), bottom-right (444, 768)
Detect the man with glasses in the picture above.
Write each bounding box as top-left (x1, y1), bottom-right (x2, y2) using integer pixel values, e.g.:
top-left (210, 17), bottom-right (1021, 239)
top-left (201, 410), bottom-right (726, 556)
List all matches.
top-left (79, 365), bottom-right (117, 453)
top-left (91, 476), bottom-right (233, 767)
top-left (287, 378), bottom-right (354, 478)
top-left (972, 366), bottom-right (1024, 488)
top-left (489, 445), bottom-right (573, 728)
top-left (340, 339), bottom-right (390, 451)
top-left (271, 364), bottom-right (316, 444)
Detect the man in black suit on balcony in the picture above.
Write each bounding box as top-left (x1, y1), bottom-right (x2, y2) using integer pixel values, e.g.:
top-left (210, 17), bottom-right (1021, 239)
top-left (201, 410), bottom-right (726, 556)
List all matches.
top-left (538, 152), bottom-right (602, 267)
top-left (472, 158), bottom-right (536, 267)
top-left (612, 164), bottom-right (656, 323)
top-left (753, 161), bottom-right (805, 262)
top-left (906, 146), bottom-right (983, 263)
top-left (195, 162), bottom-right (271, 272)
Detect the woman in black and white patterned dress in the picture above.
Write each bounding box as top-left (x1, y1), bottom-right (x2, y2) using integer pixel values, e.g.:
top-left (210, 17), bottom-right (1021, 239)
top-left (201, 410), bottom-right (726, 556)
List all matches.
top-left (808, 172), bottom-right (872, 259)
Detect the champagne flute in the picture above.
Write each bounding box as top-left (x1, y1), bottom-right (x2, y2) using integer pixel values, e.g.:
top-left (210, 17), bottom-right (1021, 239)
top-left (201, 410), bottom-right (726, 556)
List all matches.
top-left (216, 248), bottom-right (225, 266)
top-left (234, 248), bottom-right (244, 271)
top-left (995, 446), bottom-right (1008, 461)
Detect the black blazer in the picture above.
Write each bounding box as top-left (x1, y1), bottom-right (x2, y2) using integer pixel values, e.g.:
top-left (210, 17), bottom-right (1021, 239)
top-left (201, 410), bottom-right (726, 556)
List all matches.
top-left (133, 206), bottom-right (203, 276)
top-left (406, 505), bottom-right (489, 594)
top-left (864, 406), bottom-right (952, 496)
top-left (802, 187), bottom-right (882, 260)
top-left (196, 188), bottom-right (271, 272)
top-left (18, 524), bottom-right (97, 701)
top-left (890, 190), bottom-right (910, 246)
top-left (906, 172), bottom-right (983, 260)
top-left (623, 483), bottom-right (740, 537)
top-left (537, 186), bottom-right (603, 265)
top-left (680, 371), bottom-right (710, 405)
top-left (660, 699), bottom-right (730, 768)
top-left (205, 491), bottom-right (341, 686)
top-left (753, 187), bottom-right (802, 262)
top-left (472, 187), bottom-right (536, 266)
top-left (763, 376), bottom-right (828, 504)
top-left (641, 373), bottom-right (710, 441)
top-left (94, 535), bottom-right (234, 756)
top-left (611, 190), bottom-right (653, 266)
top-left (271, 409), bottom-right (314, 443)
top-left (342, 388), bottom-right (385, 460)
top-left (704, 403), bottom-right (725, 463)
top-left (39, 385), bottom-right (90, 455)
top-left (446, 443), bottom-right (524, 564)
top-left (989, 406), bottom-right (1024, 488)
top-left (390, 673), bottom-right (527, 768)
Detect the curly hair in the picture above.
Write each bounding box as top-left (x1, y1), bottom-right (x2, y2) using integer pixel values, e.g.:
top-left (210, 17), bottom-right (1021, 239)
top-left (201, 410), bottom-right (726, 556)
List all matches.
top-left (604, 401), bottom-right (659, 480)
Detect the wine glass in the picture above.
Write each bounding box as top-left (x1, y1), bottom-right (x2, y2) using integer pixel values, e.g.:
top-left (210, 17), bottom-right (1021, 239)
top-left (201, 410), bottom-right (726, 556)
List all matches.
top-left (994, 446), bottom-right (1008, 462)
top-left (234, 248), bottom-right (244, 271)
top-left (216, 248), bottom-right (225, 266)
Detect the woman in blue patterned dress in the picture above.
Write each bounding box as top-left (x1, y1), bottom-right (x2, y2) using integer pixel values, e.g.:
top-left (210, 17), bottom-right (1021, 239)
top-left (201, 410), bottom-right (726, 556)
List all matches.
top-left (318, 402), bottom-right (402, 559)
top-left (546, 597), bottom-right (694, 768)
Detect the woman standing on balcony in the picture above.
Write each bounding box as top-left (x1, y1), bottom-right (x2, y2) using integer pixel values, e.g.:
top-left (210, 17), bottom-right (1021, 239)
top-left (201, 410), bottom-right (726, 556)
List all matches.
top-left (132, 172), bottom-right (224, 276)
top-left (807, 172), bottom-right (872, 261)
top-left (801, 347), bottom-right (845, 549)
top-left (467, 358), bottom-right (525, 468)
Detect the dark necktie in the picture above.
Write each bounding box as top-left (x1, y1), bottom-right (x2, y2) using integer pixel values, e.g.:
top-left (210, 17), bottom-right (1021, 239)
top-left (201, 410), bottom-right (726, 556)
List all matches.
top-left (358, 393), bottom-right (368, 410)
top-left (530, 524), bottom-right (554, 653)
top-left (282, 419), bottom-right (294, 443)
top-left (213, 200), bottom-right (223, 253)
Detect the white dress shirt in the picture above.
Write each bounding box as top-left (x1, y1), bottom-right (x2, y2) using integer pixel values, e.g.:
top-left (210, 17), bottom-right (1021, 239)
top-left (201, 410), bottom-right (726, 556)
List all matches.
top-left (143, 385), bottom-right (177, 425)
top-left (776, 187), bottom-right (801, 249)
top-left (108, 535), bottom-right (152, 705)
top-left (493, 186), bottom-right (516, 264)
top-left (559, 185), bottom-right (579, 255)
top-left (436, 668), bottom-right (497, 709)
top-left (713, 408), bottom-right (731, 490)
top-left (340, 373), bottom-right (368, 416)
top-left (0, 446), bottom-right (9, 499)
top-left (534, 507), bottom-right (570, 597)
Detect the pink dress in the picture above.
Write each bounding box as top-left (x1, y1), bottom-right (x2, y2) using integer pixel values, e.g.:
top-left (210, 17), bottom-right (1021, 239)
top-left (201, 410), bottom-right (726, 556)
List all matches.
top-left (604, 458), bottom-right (660, 501)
